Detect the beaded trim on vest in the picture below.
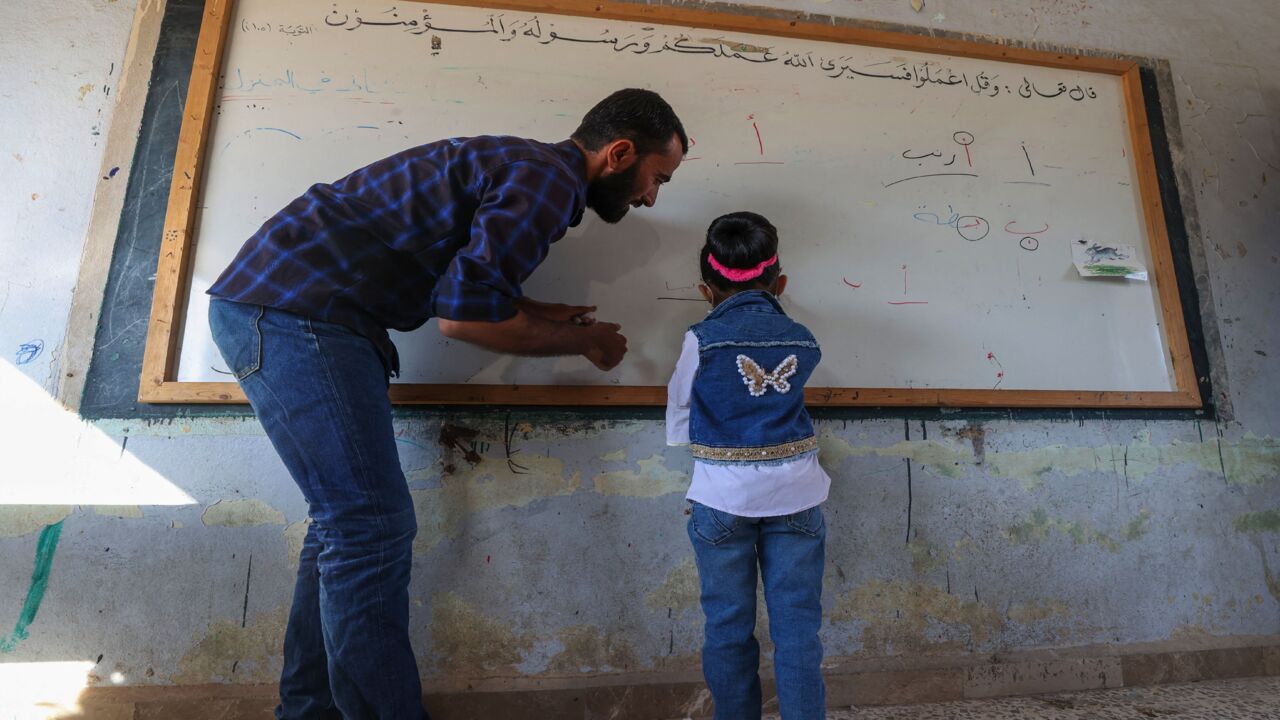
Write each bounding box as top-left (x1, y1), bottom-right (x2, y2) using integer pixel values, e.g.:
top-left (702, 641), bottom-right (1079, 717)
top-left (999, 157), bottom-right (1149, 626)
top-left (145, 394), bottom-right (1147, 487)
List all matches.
top-left (689, 436), bottom-right (818, 463)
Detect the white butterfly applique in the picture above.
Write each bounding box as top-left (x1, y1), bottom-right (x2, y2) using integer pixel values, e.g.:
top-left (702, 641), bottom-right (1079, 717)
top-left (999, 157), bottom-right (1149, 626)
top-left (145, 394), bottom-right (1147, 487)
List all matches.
top-left (736, 354), bottom-right (799, 397)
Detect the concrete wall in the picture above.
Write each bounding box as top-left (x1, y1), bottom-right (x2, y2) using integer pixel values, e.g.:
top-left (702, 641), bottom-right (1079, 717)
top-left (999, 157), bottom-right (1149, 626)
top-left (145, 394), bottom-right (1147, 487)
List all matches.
top-left (1, 0), bottom-right (1276, 713)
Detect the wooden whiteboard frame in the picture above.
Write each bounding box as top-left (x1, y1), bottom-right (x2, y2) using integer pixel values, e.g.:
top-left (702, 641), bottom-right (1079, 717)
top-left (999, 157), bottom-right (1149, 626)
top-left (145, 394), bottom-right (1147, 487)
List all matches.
top-left (138, 0), bottom-right (1201, 408)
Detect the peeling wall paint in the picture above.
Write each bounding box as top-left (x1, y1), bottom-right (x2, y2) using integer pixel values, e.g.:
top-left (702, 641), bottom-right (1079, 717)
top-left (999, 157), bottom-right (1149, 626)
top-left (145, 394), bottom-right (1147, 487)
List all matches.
top-left (429, 592), bottom-right (532, 674)
top-left (201, 499), bottom-right (287, 528)
top-left (0, 507), bottom-right (73, 539)
top-left (1005, 508), bottom-right (1129, 552)
top-left (3, 417), bottom-right (1274, 686)
top-left (409, 452), bottom-right (580, 556)
top-left (645, 557), bottom-right (700, 614)
top-left (545, 624), bottom-right (641, 674)
top-left (1234, 510), bottom-right (1280, 535)
top-left (832, 580), bottom-right (1005, 653)
top-left (593, 455), bottom-right (690, 497)
top-left (92, 505), bottom-right (145, 518)
top-left (173, 604), bottom-right (288, 684)
top-left (820, 432), bottom-right (1280, 489)
top-left (282, 519), bottom-right (311, 571)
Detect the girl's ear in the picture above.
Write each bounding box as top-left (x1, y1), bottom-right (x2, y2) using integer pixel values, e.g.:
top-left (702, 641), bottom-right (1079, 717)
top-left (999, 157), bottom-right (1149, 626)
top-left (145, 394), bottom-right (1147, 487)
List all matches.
top-left (698, 283), bottom-right (715, 304)
top-left (772, 274), bottom-right (788, 298)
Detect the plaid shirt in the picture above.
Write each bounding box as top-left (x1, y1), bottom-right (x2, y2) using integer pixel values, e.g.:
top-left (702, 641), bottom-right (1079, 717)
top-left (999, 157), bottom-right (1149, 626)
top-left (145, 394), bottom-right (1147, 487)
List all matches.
top-left (208, 136), bottom-right (588, 375)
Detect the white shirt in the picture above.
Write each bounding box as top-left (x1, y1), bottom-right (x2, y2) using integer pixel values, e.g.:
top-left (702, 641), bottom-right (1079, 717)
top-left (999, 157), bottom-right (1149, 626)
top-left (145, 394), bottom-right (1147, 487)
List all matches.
top-left (666, 331), bottom-right (830, 517)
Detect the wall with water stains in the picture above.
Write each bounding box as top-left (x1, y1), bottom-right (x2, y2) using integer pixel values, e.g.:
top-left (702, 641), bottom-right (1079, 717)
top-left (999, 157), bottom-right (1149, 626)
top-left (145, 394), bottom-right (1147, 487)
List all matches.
top-left (0, 0), bottom-right (1276, 707)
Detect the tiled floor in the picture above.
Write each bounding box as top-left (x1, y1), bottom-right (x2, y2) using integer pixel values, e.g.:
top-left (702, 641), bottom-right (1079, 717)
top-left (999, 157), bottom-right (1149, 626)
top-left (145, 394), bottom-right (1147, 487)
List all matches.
top-left (796, 676), bottom-right (1280, 720)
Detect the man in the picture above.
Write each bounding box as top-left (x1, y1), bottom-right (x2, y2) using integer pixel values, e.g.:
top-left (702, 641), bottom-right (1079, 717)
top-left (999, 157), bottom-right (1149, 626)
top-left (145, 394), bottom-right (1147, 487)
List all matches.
top-left (207, 89), bottom-right (686, 719)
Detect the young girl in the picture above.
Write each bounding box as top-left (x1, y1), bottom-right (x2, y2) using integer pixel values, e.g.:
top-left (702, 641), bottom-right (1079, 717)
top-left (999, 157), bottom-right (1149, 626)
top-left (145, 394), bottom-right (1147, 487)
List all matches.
top-left (667, 211), bottom-right (830, 720)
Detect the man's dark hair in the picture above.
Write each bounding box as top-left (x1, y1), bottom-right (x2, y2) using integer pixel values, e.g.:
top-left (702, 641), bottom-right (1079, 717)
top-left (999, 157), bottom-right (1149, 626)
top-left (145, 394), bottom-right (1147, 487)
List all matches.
top-left (700, 211), bottom-right (782, 291)
top-left (572, 88), bottom-right (688, 156)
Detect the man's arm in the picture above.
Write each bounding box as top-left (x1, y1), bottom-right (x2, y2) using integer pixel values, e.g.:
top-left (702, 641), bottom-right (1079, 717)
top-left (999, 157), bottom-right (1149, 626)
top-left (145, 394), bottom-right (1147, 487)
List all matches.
top-left (438, 312), bottom-right (627, 370)
top-left (514, 297), bottom-right (597, 325)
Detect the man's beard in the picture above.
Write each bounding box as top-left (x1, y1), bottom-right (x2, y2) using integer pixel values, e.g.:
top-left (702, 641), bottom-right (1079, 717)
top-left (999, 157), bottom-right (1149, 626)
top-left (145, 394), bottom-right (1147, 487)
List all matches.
top-left (586, 163), bottom-right (641, 224)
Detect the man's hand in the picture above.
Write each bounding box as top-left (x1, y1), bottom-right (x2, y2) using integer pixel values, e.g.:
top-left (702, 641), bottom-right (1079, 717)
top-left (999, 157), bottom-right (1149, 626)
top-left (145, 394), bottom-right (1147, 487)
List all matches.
top-left (515, 297), bottom-right (597, 326)
top-left (581, 322), bottom-right (627, 371)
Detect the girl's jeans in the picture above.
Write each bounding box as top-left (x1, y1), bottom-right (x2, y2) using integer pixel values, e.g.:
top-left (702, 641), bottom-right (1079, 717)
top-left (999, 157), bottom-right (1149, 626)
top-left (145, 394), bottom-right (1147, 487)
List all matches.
top-left (687, 500), bottom-right (826, 720)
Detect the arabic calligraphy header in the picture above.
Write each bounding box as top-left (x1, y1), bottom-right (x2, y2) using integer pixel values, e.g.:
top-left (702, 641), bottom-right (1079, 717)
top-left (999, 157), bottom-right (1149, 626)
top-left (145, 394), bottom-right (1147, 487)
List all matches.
top-left (320, 5), bottom-right (1099, 102)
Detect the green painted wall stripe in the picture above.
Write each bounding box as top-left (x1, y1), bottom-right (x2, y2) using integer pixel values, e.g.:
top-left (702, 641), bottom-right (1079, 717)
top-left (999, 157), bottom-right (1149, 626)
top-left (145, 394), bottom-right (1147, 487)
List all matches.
top-left (0, 520), bottom-right (65, 653)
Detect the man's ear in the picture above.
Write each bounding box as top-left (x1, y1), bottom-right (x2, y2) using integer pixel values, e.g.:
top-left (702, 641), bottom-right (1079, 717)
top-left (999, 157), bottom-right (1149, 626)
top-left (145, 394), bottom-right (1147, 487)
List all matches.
top-left (604, 138), bottom-right (637, 172)
top-left (772, 274), bottom-right (788, 298)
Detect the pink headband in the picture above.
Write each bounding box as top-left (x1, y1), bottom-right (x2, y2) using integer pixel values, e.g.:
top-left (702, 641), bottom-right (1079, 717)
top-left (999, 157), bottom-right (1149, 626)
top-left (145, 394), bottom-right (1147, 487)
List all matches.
top-left (709, 254), bottom-right (778, 282)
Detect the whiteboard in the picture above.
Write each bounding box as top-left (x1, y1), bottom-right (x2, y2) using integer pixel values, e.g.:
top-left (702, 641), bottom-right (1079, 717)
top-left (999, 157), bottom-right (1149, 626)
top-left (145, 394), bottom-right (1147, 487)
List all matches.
top-left (173, 0), bottom-right (1181, 395)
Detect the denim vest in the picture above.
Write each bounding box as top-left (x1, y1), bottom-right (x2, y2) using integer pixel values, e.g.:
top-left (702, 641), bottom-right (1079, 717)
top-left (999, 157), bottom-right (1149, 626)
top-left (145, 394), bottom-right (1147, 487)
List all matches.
top-left (688, 290), bottom-right (821, 465)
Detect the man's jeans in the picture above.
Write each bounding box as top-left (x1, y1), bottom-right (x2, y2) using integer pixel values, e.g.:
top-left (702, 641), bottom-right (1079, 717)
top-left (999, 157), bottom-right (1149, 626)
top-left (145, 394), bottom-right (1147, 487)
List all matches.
top-left (210, 299), bottom-right (423, 720)
top-left (688, 501), bottom-right (826, 720)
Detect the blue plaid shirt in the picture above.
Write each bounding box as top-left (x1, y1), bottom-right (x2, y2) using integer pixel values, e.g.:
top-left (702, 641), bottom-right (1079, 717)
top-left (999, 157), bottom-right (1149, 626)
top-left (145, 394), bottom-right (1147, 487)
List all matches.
top-left (208, 136), bottom-right (588, 375)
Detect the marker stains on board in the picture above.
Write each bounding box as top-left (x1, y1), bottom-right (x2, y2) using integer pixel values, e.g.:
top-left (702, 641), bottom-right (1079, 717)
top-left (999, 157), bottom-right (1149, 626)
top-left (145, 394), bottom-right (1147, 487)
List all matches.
top-left (986, 351), bottom-right (1005, 389)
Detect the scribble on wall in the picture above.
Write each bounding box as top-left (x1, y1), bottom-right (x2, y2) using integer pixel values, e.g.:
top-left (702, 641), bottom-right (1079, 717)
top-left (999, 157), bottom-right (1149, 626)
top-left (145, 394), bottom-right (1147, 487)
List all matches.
top-left (15, 339), bottom-right (44, 365)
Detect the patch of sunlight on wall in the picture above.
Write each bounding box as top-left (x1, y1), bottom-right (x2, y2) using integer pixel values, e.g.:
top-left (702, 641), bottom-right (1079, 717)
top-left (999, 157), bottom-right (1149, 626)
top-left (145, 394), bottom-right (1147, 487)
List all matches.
top-left (0, 660), bottom-right (96, 720)
top-left (0, 363), bottom-right (196, 506)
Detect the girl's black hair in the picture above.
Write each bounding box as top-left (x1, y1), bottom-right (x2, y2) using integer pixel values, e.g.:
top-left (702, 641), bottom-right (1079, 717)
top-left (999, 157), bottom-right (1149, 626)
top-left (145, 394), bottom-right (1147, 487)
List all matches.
top-left (699, 211), bottom-right (781, 291)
